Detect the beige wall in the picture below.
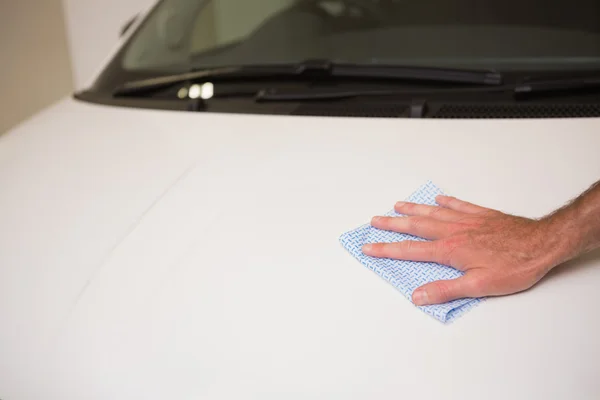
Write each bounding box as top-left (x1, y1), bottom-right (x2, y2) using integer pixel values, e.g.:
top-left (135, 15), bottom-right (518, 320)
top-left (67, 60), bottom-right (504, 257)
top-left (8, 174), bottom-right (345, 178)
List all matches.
top-left (0, 0), bottom-right (74, 135)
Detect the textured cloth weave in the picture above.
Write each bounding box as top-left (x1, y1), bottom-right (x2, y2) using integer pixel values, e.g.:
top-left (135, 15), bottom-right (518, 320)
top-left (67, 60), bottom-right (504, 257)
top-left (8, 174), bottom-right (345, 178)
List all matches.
top-left (339, 182), bottom-right (482, 323)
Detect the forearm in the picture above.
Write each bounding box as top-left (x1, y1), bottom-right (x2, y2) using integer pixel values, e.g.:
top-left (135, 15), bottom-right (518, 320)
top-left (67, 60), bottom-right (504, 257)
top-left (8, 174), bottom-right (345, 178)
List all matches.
top-left (544, 180), bottom-right (600, 265)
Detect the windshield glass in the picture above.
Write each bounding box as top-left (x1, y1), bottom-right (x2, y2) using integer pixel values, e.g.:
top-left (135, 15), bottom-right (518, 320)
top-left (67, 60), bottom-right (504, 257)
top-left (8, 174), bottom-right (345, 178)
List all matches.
top-left (122, 0), bottom-right (600, 74)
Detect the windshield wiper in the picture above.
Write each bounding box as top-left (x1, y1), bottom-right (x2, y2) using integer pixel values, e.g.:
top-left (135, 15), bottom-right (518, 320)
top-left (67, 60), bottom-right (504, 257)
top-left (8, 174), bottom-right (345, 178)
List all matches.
top-left (514, 76), bottom-right (600, 98)
top-left (113, 60), bottom-right (503, 97)
top-left (255, 85), bottom-right (512, 102)
top-left (257, 75), bottom-right (600, 102)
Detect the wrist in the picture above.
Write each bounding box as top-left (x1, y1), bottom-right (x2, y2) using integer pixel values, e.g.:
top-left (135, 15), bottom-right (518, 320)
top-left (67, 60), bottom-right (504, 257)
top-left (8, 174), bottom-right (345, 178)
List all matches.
top-left (538, 210), bottom-right (585, 270)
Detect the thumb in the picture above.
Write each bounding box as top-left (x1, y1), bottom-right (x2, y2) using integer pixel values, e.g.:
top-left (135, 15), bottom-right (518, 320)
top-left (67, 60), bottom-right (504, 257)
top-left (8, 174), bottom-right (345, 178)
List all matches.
top-left (412, 273), bottom-right (482, 306)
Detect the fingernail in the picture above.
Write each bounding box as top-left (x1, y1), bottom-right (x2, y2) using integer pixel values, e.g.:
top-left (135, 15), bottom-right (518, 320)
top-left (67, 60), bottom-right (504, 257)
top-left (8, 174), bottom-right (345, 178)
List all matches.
top-left (362, 244), bottom-right (372, 253)
top-left (371, 216), bottom-right (381, 224)
top-left (395, 201), bottom-right (406, 208)
top-left (413, 290), bottom-right (429, 306)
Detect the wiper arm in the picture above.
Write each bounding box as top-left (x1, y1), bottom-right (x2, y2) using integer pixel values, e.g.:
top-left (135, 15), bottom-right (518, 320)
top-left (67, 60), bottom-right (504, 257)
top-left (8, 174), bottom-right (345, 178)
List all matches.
top-left (113, 60), bottom-right (503, 97)
top-left (514, 76), bottom-right (600, 98)
top-left (113, 67), bottom-right (239, 96)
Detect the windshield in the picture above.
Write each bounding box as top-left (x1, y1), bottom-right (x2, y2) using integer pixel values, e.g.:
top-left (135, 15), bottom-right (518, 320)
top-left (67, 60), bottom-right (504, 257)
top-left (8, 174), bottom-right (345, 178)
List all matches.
top-left (122, 0), bottom-right (600, 74)
top-left (80, 0), bottom-right (600, 119)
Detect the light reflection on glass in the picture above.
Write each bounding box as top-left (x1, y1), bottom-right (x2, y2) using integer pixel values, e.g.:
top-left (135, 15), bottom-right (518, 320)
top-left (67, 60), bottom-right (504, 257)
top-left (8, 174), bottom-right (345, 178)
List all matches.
top-left (188, 84), bottom-right (202, 99)
top-left (200, 82), bottom-right (214, 100)
top-left (177, 87), bottom-right (189, 99)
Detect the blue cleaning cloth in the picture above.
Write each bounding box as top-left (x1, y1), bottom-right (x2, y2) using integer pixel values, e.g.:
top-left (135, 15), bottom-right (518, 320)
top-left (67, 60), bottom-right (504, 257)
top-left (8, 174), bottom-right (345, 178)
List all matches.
top-left (339, 182), bottom-right (482, 323)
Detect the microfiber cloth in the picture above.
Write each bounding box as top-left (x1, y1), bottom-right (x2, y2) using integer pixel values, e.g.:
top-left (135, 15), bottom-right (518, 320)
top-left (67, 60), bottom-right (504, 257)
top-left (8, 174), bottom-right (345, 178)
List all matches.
top-left (339, 181), bottom-right (482, 323)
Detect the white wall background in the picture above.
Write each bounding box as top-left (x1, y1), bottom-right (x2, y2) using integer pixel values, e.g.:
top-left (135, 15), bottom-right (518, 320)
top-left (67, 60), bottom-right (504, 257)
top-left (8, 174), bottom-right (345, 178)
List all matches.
top-left (0, 0), bottom-right (74, 134)
top-left (62, 0), bottom-right (157, 89)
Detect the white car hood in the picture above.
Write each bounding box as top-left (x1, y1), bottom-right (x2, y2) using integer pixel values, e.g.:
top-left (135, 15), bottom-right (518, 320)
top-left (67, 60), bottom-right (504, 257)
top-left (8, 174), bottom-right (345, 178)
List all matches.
top-left (1, 98), bottom-right (600, 400)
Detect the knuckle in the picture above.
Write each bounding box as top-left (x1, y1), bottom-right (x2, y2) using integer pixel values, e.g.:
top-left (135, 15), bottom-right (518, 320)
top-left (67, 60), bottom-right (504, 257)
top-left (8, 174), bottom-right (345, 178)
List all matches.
top-left (434, 281), bottom-right (453, 302)
top-left (400, 240), bottom-right (417, 253)
top-left (488, 210), bottom-right (503, 218)
top-left (435, 239), bottom-right (457, 265)
top-left (400, 240), bottom-right (413, 251)
top-left (447, 222), bottom-right (466, 235)
top-left (446, 200), bottom-right (459, 210)
top-left (478, 209), bottom-right (497, 217)
top-left (400, 203), bottom-right (413, 213)
top-left (429, 206), bottom-right (443, 217)
top-left (456, 214), bottom-right (482, 229)
top-left (408, 216), bottom-right (423, 231)
top-left (386, 242), bottom-right (403, 255)
top-left (468, 275), bottom-right (489, 296)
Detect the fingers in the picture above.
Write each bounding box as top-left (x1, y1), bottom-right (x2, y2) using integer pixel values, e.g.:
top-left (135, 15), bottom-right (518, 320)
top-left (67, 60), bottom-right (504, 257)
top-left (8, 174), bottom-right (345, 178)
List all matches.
top-left (362, 240), bottom-right (441, 263)
top-left (394, 202), bottom-right (462, 221)
top-left (412, 272), bottom-right (485, 306)
top-left (435, 195), bottom-right (489, 214)
top-left (371, 216), bottom-right (452, 240)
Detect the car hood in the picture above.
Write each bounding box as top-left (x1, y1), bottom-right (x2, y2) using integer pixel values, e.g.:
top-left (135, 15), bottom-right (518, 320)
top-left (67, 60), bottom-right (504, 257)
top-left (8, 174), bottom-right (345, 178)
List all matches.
top-left (1, 98), bottom-right (600, 400)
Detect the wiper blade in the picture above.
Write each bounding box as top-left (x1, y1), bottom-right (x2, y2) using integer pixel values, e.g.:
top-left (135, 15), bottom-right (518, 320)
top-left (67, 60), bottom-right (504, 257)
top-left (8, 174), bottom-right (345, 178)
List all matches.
top-left (331, 63), bottom-right (502, 85)
top-left (113, 60), bottom-right (502, 97)
top-left (514, 76), bottom-right (600, 98)
top-left (255, 85), bottom-right (511, 102)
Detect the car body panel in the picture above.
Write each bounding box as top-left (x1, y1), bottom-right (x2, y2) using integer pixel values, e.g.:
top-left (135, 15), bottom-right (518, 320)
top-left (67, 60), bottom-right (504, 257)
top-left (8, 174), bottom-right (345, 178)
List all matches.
top-left (1, 98), bottom-right (600, 399)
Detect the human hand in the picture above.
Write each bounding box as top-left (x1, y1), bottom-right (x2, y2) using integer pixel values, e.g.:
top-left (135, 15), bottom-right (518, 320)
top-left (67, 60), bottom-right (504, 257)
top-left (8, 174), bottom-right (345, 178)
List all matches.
top-left (361, 196), bottom-right (573, 306)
